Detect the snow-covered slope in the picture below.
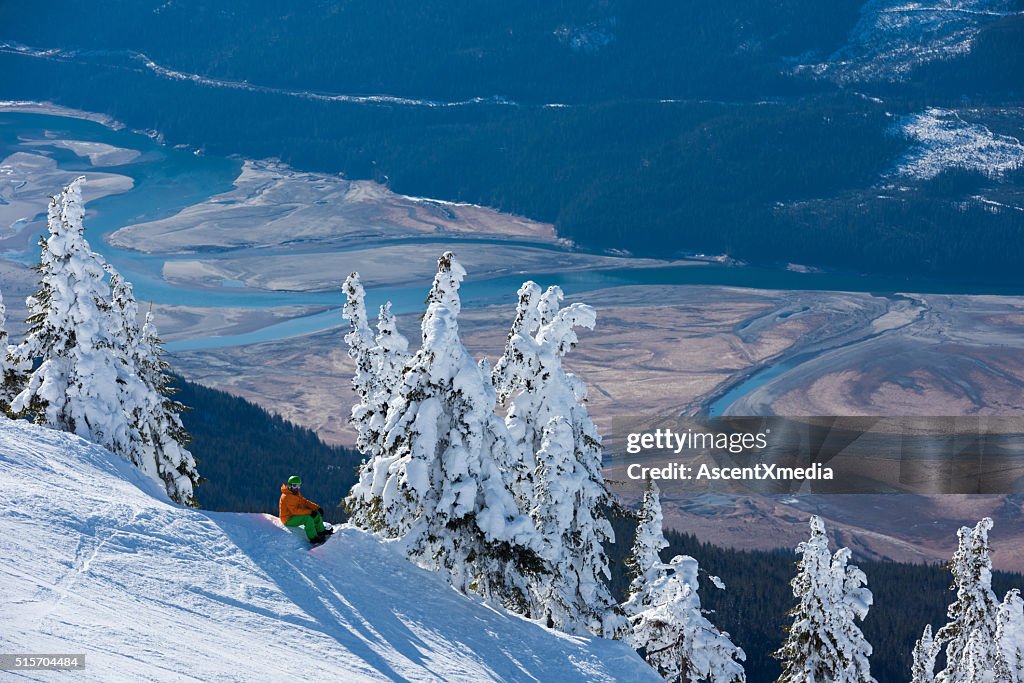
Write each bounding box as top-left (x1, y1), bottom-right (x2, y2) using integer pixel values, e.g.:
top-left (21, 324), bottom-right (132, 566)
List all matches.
top-left (896, 107), bottom-right (1024, 179)
top-left (0, 418), bottom-right (656, 682)
top-left (800, 0), bottom-right (1019, 83)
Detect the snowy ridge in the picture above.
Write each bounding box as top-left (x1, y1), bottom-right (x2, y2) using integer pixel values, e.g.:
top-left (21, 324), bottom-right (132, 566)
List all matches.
top-left (799, 0), bottom-right (1018, 83)
top-left (895, 107), bottom-right (1024, 179)
top-left (0, 418), bottom-right (656, 682)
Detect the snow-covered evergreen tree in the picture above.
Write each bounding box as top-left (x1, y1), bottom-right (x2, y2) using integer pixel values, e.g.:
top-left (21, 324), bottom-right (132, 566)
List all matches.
top-left (912, 519), bottom-right (1024, 683)
top-left (915, 517), bottom-right (1022, 683)
top-left (10, 179), bottom-right (197, 505)
top-left (373, 301), bottom-right (409, 394)
top-left (491, 280), bottom-right (543, 404)
top-left (359, 253), bottom-right (540, 611)
top-left (0, 290), bottom-right (27, 414)
top-left (620, 482), bottom-right (744, 681)
top-left (935, 517), bottom-right (1002, 682)
top-left (0, 291), bottom-right (7, 412)
top-left (623, 480), bottom-right (670, 614)
top-left (490, 281), bottom-right (544, 508)
top-left (128, 310), bottom-right (199, 506)
top-left (529, 415), bottom-right (587, 626)
top-left (10, 178), bottom-right (131, 454)
top-left (343, 273), bottom-right (409, 529)
top-left (911, 625), bottom-right (939, 683)
top-left (774, 515), bottom-right (875, 683)
top-left (343, 271), bottom-right (411, 530)
top-left (996, 589), bottom-right (1024, 683)
top-left (495, 283), bottom-right (597, 461)
top-left (108, 265), bottom-right (199, 505)
top-left (493, 282), bottom-right (619, 636)
top-left (630, 554), bottom-right (746, 683)
top-left (342, 272), bottom-right (377, 422)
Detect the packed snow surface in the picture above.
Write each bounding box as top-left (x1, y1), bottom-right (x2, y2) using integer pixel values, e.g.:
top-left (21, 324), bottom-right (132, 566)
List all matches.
top-left (0, 418), bottom-right (656, 682)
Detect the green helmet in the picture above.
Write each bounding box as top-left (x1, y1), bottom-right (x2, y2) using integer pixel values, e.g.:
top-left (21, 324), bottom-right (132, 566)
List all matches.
top-left (287, 475), bottom-right (302, 486)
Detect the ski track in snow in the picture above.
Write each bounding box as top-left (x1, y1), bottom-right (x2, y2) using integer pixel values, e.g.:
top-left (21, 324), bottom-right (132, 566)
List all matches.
top-left (0, 418), bottom-right (656, 682)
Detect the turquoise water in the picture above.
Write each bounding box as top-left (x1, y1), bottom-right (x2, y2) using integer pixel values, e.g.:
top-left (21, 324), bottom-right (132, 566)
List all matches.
top-left (707, 356), bottom-right (807, 417)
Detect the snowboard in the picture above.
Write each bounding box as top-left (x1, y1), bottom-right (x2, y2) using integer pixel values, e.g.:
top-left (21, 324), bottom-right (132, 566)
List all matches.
top-left (307, 523), bottom-right (335, 549)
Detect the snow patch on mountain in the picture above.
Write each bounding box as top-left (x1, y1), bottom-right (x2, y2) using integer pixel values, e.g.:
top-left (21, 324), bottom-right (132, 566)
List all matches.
top-left (894, 107), bottom-right (1024, 179)
top-left (0, 417), bottom-right (656, 682)
top-left (799, 0), bottom-right (1019, 83)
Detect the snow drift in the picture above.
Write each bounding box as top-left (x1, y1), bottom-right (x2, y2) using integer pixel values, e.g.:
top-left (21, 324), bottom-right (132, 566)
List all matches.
top-left (0, 418), bottom-right (656, 682)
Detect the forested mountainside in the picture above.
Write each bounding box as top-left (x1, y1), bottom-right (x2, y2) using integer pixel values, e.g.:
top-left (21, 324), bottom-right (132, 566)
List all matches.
top-left (2, 0), bottom-right (1022, 281)
top-left (174, 378), bottom-right (361, 522)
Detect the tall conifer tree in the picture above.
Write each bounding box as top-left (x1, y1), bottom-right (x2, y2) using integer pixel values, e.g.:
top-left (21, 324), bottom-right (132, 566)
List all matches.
top-left (774, 516), bottom-right (875, 683)
top-left (11, 178), bottom-right (128, 453)
top-left (10, 179), bottom-right (198, 504)
top-left (350, 253), bottom-right (540, 610)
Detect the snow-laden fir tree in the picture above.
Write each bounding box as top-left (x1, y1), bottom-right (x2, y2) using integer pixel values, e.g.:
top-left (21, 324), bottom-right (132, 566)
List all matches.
top-left (490, 281), bottom-right (543, 506)
top-left (529, 415), bottom-right (588, 625)
top-left (623, 482), bottom-right (745, 682)
top-left (342, 272), bottom-right (378, 424)
top-left (342, 273), bottom-right (411, 530)
top-left (774, 515), bottom-right (875, 683)
top-left (630, 555), bottom-right (746, 683)
top-left (10, 177), bottom-right (131, 454)
top-left (917, 518), bottom-right (1022, 683)
top-left (623, 480), bottom-right (670, 614)
top-left (493, 281), bottom-right (620, 636)
top-left (373, 302), bottom-right (409, 395)
top-left (491, 281), bottom-right (543, 403)
top-left (910, 625), bottom-right (939, 683)
top-left (996, 589), bottom-right (1024, 682)
top-left (363, 253), bottom-right (541, 610)
top-left (936, 517), bottom-right (1001, 681)
top-left (0, 290), bottom-right (28, 414)
top-left (10, 179), bottom-right (198, 505)
top-left (127, 307), bottom-right (200, 506)
top-left (0, 290), bottom-right (8, 411)
top-left (494, 283), bottom-right (597, 460)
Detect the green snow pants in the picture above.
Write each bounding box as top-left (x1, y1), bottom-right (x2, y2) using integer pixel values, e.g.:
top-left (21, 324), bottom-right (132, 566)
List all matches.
top-left (285, 513), bottom-right (326, 541)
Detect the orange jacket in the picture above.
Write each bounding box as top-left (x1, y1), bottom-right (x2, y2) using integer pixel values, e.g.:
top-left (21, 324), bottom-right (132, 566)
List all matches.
top-left (279, 484), bottom-right (319, 523)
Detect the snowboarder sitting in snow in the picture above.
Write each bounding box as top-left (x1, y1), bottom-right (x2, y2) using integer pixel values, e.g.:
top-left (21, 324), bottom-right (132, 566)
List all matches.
top-left (279, 475), bottom-right (332, 544)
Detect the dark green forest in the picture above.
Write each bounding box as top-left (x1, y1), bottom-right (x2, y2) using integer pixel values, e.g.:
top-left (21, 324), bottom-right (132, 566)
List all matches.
top-left (174, 377), bottom-right (361, 523)
top-left (1, 0), bottom-right (1022, 284)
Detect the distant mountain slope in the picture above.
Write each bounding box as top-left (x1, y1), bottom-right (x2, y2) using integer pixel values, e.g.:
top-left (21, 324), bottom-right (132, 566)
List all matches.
top-left (0, 418), bottom-right (656, 682)
top-left (0, 0), bottom-right (860, 102)
top-left (802, 0), bottom-right (1020, 84)
top-left (173, 378), bottom-right (361, 522)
